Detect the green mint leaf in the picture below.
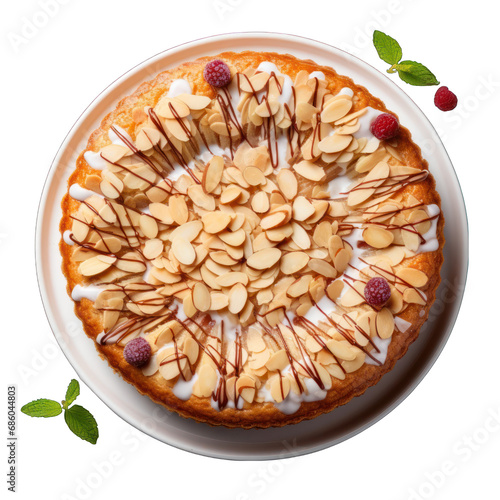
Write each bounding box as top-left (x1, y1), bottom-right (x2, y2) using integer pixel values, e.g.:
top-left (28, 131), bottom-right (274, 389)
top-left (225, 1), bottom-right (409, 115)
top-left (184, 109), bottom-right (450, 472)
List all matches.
top-left (21, 399), bottom-right (62, 418)
top-left (64, 379), bottom-right (80, 408)
top-left (373, 30), bottom-right (402, 65)
top-left (64, 405), bottom-right (99, 444)
top-left (395, 60), bottom-right (440, 86)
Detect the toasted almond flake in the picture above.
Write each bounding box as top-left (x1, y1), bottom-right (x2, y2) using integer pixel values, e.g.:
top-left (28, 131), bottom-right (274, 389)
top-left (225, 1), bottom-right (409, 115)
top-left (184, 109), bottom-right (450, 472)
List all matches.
top-left (266, 349), bottom-right (289, 371)
top-left (176, 93), bottom-right (211, 110)
top-left (215, 272), bottom-right (249, 287)
top-left (292, 196), bottom-right (315, 221)
top-left (276, 169), bottom-right (298, 201)
top-left (289, 222), bottom-right (311, 250)
top-left (334, 248), bottom-right (351, 273)
top-left (201, 211), bottom-right (232, 234)
top-left (209, 292), bottom-right (228, 311)
top-left (403, 288), bottom-right (426, 305)
top-left (71, 219), bottom-right (89, 243)
top-left (158, 352), bottom-right (184, 381)
top-left (326, 339), bottom-right (357, 361)
top-left (236, 374), bottom-right (256, 403)
top-left (247, 247), bottom-right (282, 270)
top-left (202, 155), bottom-right (224, 194)
top-left (139, 214), bottom-right (158, 239)
top-left (397, 268), bottom-right (428, 287)
top-left (340, 282), bottom-right (366, 307)
top-left (243, 166), bottom-right (266, 186)
top-left (280, 251), bottom-right (310, 275)
top-left (215, 230), bottom-right (243, 249)
top-left (261, 210), bottom-right (288, 230)
top-left (402, 227), bottom-right (420, 252)
top-left (220, 185), bottom-right (242, 205)
top-left (169, 196), bottom-right (188, 225)
top-left (313, 221), bottom-right (333, 247)
top-left (228, 283), bottom-right (248, 314)
top-left (172, 237), bottom-right (196, 265)
top-left (196, 365), bottom-right (218, 397)
top-left (251, 191), bottom-right (270, 213)
top-left (170, 220), bottom-right (203, 242)
top-left (155, 96), bottom-right (190, 119)
top-left (187, 185), bottom-right (216, 211)
top-left (192, 282), bottom-right (211, 312)
top-left (355, 150), bottom-right (388, 173)
top-left (363, 226), bottom-right (394, 249)
top-left (79, 255), bottom-right (115, 276)
top-left (183, 337), bottom-right (199, 365)
top-left (321, 98), bottom-right (353, 123)
top-left (293, 160), bottom-right (326, 182)
top-left (376, 308), bottom-right (394, 339)
top-left (143, 238), bottom-right (163, 260)
top-left (182, 292), bottom-right (197, 318)
top-left (326, 280), bottom-right (344, 301)
top-left (308, 259), bottom-right (337, 278)
top-left (318, 133), bottom-right (352, 154)
top-left (270, 375), bottom-right (291, 403)
top-left (287, 275), bottom-right (313, 298)
top-left (210, 251), bottom-right (238, 266)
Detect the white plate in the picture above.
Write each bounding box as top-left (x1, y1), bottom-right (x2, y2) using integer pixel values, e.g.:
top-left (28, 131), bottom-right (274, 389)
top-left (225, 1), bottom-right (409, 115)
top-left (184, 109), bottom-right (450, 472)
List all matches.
top-left (36, 32), bottom-right (468, 460)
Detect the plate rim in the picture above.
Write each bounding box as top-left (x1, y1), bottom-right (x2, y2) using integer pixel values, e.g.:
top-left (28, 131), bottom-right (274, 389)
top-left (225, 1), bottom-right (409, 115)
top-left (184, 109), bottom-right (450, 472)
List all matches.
top-left (35, 31), bottom-right (469, 461)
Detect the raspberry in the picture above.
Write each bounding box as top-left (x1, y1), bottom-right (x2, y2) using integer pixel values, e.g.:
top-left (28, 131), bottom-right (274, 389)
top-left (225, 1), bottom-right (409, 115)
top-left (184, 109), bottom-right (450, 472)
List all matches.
top-left (370, 113), bottom-right (400, 140)
top-left (364, 277), bottom-right (391, 307)
top-left (434, 86), bottom-right (458, 112)
top-left (123, 337), bottom-right (151, 367)
top-left (203, 59), bottom-right (231, 88)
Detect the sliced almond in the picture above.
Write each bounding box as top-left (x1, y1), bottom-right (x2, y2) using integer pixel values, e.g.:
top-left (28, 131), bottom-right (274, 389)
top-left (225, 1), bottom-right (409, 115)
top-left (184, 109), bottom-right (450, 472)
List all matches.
top-left (247, 248), bottom-right (282, 270)
top-left (228, 283), bottom-right (248, 314)
top-left (202, 211), bottom-right (232, 234)
top-left (192, 282), bottom-right (211, 312)
top-left (172, 237), bottom-right (196, 265)
top-left (280, 252), bottom-right (310, 275)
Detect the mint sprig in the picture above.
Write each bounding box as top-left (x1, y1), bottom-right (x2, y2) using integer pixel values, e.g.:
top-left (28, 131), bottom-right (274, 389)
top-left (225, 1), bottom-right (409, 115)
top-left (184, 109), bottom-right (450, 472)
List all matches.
top-left (21, 399), bottom-right (62, 418)
top-left (21, 379), bottom-right (99, 444)
top-left (373, 30), bottom-right (439, 86)
top-left (64, 405), bottom-right (99, 445)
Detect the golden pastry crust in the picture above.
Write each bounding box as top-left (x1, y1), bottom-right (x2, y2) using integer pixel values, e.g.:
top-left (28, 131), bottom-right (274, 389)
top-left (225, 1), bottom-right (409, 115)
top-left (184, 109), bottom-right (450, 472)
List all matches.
top-left (59, 51), bottom-right (444, 428)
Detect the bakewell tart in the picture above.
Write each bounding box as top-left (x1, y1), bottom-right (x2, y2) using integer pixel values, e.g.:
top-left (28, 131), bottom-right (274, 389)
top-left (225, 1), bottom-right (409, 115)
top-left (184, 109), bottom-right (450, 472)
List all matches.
top-left (59, 52), bottom-right (444, 428)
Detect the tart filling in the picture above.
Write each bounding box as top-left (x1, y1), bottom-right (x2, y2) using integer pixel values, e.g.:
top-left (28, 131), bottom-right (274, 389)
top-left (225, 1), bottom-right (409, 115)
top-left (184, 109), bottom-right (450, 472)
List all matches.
top-left (60, 53), bottom-right (444, 426)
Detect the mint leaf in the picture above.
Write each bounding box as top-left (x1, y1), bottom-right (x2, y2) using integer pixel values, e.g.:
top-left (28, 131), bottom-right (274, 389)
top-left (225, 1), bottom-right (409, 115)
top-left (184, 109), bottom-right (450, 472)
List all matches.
top-left (64, 379), bottom-right (80, 408)
top-left (373, 30), bottom-right (402, 65)
top-left (21, 399), bottom-right (62, 418)
top-left (395, 60), bottom-right (440, 86)
top-left (64, 405), bottom-right (99, 444)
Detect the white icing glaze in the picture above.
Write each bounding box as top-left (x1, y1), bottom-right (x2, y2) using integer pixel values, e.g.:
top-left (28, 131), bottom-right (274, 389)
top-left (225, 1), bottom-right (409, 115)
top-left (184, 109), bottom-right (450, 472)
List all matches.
top-left (338, 86), bottom-right (354, 97)
top-left (308, 71), bottom-right (326, 81)
top-left (328, 172), bottom-right (354, 199)
top-left (353, 106), bottom-right (383, 139)
top-left (108, 124), bottom-right (133, 147)
top-left (63, 230), bottom-right (74, 246)
top-left (172, 373), bottom-right (198, 400)
top-left (71, 284), bottom-right (102, 302)
top-left (69, 184), bottom-right (96, 202)
top-left (83, 150), bottom-right (108, 170)
top-left (256, 61), bottom-right (294, 106)
top-left (304, 295), bottom-right (336, 325)
top-left (84, 125), bottom-right (133, 170)
top-left (365, 336), bottom-right (391, 365)
top-left (275, 376), bottom-right (328, 415)
top-left (395, 316), bottom-right (412, 333)
top-left (417, 204), bottom-right (440, 253)
top-left (167, 79), bottom-right (192, 97)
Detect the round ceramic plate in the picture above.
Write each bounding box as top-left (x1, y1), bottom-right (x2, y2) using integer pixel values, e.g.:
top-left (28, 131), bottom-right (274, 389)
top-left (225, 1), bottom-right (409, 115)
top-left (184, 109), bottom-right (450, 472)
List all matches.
top-left (36, 32), bottom-right (468, 460)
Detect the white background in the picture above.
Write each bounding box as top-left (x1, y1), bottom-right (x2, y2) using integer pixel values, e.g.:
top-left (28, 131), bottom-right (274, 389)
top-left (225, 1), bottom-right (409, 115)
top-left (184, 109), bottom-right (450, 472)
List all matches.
top-left (2, 0), bottom-right (499, 499)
